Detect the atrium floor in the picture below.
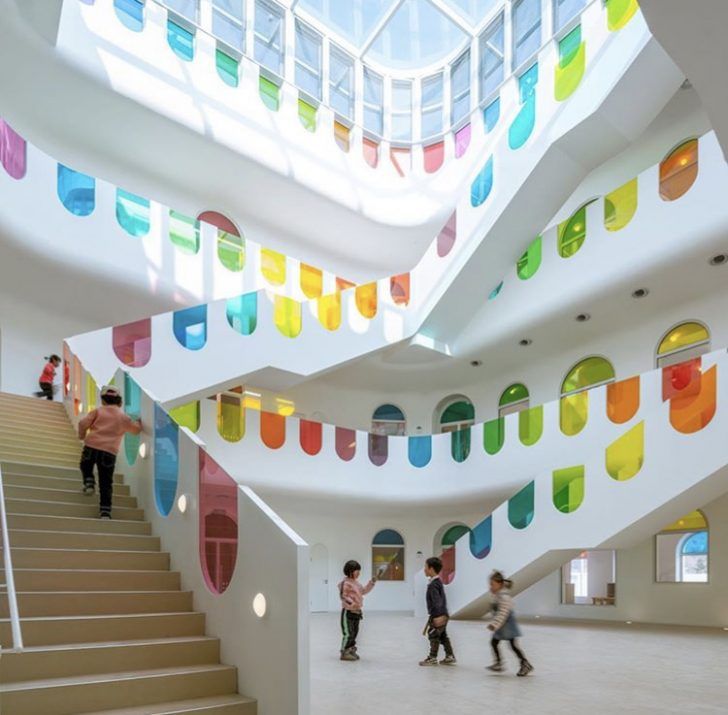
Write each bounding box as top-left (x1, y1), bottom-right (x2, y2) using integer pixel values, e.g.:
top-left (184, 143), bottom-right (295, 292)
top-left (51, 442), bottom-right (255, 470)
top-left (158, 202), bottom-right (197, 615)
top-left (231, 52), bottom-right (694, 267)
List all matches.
top-left (310, 612), bottom-right (727, 714)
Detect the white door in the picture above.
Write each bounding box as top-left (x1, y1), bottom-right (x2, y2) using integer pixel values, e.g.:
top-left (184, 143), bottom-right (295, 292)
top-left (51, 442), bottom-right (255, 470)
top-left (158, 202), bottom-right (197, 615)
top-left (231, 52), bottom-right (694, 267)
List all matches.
top-left (310, 543), bottom-right (329, 612)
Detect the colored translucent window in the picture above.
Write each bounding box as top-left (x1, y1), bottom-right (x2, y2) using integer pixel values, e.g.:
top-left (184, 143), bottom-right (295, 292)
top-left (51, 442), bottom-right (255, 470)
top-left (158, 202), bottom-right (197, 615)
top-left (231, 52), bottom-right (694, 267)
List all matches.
top-left (113, 318), bottom-right (151, 367)
top-left (259, 76), bottom-right (281, 111)
top-left (553, 465), bottom-right (584, 513)
top-left (453, 428), bottom-right (471, 461)
top-left (335, 427), bottom-right (356, 461)
top-left (519, 63), bottom-right (538, 101)
top-left (509, 64), bottom-right (537, 150)
top-left (659, 140), bottom-right (698, 201)
top-left (454, 124), bottom-right (471, 159)
top-left (217, 229), bottom-right (245, 271)
top-left (261, 248), bottom-right (286, 285)
top-left (333, 122), bottom-right (350, 152)
top-left (169, 401), bottom-right (200, 432)
top-left (212, 0), bottom-right (245, 50)
top-left (169, 210), bottom-right (200, 254)
top-left (606, 0), bottom-right (639, 32)
top-left (372, 404), bottom-right (405, 436)
top-left (355, 283), bottom-right (377, 319)
top-left (488, 282), bottom-right (503, 300)
top-left (517, 236), bottom-right (541, 279)
top-left (298, 99), bottom-right (317, 132)
top-left (479, 13), bottom-right (504, 102)
top-left (72, 358), bottom-right (82, 416)
top-left (554, 25), bottom-right (585, 101)
top-left (154, 405), bottom-right (179, 517)
top-left (557, 203), bottom-right (590, 258)
top-left (86, 373), bottom-right (97, 412)
top-left (216, 50), bottom-right (239, 87)
top-left (217, 393), bottom-right (245, 442)
top-left (519, 406), bottom-right (543, 446)
top-left (513, 0), bottom-right (541, 68)
top-left (484, 98), bottom-right (500, 133)
top-left (469, 516), bottom-right (492, 559)
top-left (0, 119), bottom-right (26, 179)
top-left (123, 373), bottom-right (141, 466)
top-left (408, 435), bottom-right (432, 468)
top-left (116, 189), bottom-right (150, 237)
top-left (372, 529), bottom-right (404, 581)
top-left (363, 67), bottom-right (384, 136)
top-left (442, 525), bottom-right (469, 548)
top-left (57, 164), bottom-right (95, 216)
top-left (440, 400), bottom-right (474, 431)
top-left (226, 292), bottom-right (257, 335)
top-left (318, 292), bottom-right (341, 331)
top-left (555, 0), bottom-right (586, 30)
top-left (669, 365), bottom-right (717, 434)
top-left (255, 0), bottom-right (284, 74)
top-left (437, 212), bottom-right (457, 258)
top-left (471, 156), bottom-right (494, 207)
top-left (607, 377), bottom-right (640, 424)
top-left (604, 178), bottom-right (638, 231)
top-left (483, 418), bottom-right (504, 455)
top-left (390, 273), bottom-right (410, 306)
top-left (274, 296), bottom-right (302, 338)
top-left (114, 0), bottom-right (144, 31)
top-left (499, 383), bottom-right (529, 417)
top-left (300, 264), bottom-right (323, 299)
top-left (199, 451), bottom-right (239, 595)
top-left (168, 20), bottom-right (194, 61)
top-left (173, 305), bottom-right (207, 350)
top-left (295, 20), bottom-right (322, 100)
top-left (300, 419), bottom-right (322, 456)
top-left (450, 49), bottom-right (471, 127)
top-left (508, 481), bottom-right (535, 530)
top-left (424, 142), bottom-right (445, 174)
top-left (605, 421), bottom-right (644, 481)
top-left (368, 434), bottom-right (388, 467)
top-left (261, 411), bottom-right (285, 449)
top-left (363, 138), bottom-right (379, 168)
top-left (421, 72), bottom-right (444, 139)
top-left (656, 511), bottom-right (708, 583)
top-left (657, 322), bottom-right (710, 367)
top-left (329, 46), bottom-right (355, 121)
top-left (562, 357), bottom-right (615, 395)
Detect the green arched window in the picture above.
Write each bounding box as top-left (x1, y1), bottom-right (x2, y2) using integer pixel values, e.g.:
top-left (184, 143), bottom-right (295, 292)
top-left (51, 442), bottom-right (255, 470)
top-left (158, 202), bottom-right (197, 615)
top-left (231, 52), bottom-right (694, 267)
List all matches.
top-left (498, 383), bottom-right (529, 417)
top-left (561, 357), bottom-right (615, 396)
top-left (440, 399), bottom-right (475, 433)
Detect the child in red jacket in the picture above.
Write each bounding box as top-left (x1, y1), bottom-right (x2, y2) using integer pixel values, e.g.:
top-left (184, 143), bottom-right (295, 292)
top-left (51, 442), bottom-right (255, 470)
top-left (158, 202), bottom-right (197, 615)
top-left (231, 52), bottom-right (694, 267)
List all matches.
top-left (78, 385), bottom-right (141, 518)
top-left (36, 355), bottom-right (61, 400)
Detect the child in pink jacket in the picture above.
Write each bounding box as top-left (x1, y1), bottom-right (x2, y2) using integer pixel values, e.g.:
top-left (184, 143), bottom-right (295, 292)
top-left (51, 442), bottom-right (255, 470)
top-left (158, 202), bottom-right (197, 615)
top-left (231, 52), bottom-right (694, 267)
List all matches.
top-left (338, 560), bottom-right (377, 661)
top-left (78, 385), bottom-right (141, 518)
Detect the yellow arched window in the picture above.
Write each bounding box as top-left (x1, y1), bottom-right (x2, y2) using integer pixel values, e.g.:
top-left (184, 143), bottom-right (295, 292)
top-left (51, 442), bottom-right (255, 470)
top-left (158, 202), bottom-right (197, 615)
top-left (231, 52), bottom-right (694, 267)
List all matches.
top-left (656, 322), bottom-right (710, 368)
top-left (659, 139), bottom-right (698, 202)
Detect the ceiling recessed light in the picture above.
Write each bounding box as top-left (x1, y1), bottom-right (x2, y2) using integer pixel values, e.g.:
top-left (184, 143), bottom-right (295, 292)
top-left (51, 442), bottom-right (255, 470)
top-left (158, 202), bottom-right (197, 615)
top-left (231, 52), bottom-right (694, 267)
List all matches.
top-left (709, 253), bottom-right (727, 266)
top-left (631, 288), bottom-right (649, 299)
top-left (519, 339), bottom-right (532, 346)
top-left (470, 360), bottom-right (483, 367)
top-left (575, 313), bottom-right (591, 322)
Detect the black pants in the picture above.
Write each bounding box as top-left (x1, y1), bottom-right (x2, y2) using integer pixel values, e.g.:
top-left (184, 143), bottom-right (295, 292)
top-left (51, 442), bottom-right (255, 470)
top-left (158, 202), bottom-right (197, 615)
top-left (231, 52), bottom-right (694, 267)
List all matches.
top-left (428, 621), bottom-right (454, 658)
top-left (492, 637), bottom-right (527, 664)
top-left (340, 610), bottom-right (362, 652)
top-left (80, 446), bottom-right (116, 516)
top-left (39, 382), bottom-right (54, 400)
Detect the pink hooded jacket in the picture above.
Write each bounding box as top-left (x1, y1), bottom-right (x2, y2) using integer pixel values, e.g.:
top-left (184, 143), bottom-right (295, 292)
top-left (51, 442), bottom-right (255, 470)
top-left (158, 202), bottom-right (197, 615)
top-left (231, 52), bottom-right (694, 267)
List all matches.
top-left (338, 577), bottom-right (375, 612)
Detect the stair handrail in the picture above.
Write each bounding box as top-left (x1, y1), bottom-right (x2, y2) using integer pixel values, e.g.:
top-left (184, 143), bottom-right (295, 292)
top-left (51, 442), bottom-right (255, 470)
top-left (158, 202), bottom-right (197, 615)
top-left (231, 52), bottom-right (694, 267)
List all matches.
top-left (0, 462), bottom-right (23, 651)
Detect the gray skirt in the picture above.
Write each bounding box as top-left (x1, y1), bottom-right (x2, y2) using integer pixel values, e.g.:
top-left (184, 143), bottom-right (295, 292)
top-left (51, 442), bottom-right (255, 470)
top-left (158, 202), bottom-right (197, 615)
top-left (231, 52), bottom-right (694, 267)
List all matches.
top-left (493, 611), bottom-right (522, 640)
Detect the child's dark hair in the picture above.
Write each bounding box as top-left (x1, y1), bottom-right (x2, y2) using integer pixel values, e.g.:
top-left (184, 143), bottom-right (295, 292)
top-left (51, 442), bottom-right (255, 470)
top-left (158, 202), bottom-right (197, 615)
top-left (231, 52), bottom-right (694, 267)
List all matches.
top-left (46, 354), bottom-right (61, 364)
top-left (343, 560), bottom-right (361, 577)
top-left (426, 557), bottom-right (443, 574)
top-left (101, 394), bottom-right (123, 407)
top-left (490, 570), bottom-right (513, 589)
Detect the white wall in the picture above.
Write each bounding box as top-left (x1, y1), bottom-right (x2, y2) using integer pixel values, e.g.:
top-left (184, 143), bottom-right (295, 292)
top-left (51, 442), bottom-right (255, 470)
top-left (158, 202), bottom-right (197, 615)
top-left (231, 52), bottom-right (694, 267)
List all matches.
top-left (0, 291), bottom-right (92, 397)
top-left (515, 491), bottom-right (728, 628)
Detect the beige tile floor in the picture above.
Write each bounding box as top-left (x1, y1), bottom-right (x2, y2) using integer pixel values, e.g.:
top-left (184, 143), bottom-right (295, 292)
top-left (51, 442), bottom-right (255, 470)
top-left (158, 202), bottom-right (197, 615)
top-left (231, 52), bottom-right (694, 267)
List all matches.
top-left (311, 612), bottom-right (728, 714)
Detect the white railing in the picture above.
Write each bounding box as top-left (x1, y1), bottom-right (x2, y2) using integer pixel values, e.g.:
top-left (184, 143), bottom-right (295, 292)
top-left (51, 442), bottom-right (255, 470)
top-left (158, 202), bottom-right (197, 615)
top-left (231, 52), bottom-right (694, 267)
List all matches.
top-left (0, 463), bottom-right (23, 652)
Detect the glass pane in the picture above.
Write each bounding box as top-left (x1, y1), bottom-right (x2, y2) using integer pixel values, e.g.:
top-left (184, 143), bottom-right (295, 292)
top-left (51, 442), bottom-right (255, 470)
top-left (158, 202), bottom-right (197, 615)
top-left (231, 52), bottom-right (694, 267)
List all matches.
top-left (479, 14), bottom-right (504, 100)
top-left (154, 405), bottom-right (179, 517)
top-left (255, 0), bottom-right (284, 74)
top-left (421, 73), bottom-right (443, 138)
top-left (513, 0), bottom-right (541, 68)
top-left (213, 9), bottom-right (244, 49)
top-left (164, 0), bottom-right (197, 22)
top-left (554, 0), bottom-right (586, 31)
top-left (295, 21), bottom-right (322, 99)
top-left (445, 0), bottom-right (500, 24)
top-left (330, 47), bottom-right (354, 119)
top-left (391, 81), bottom-right (412, 141)
top-left (297, 0), bottom-right (396, 48)
top-left (451, 50), bottom-right (471, 125)
top-left (213, 0), bottom-right (243, 21)
top-left (363, 68), bottom-right (384, 135)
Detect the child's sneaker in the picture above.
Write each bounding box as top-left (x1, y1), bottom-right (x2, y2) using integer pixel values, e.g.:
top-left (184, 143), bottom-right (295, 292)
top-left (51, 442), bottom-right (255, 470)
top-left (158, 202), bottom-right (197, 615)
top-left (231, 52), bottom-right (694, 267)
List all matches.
top-left (517, 661), bottom-right (533, 677)
top-left (99, 512), bottom-right (112, 519)
top-left (419, 656), bottom-right (438, 667)
top-left (83, 485), bottom-right (95, 496)
top-left (340, 650), bottom-right (357, 661)
top-left (439, 655), bottom-right (457, 666)
top-left (486, 662), bottom-right (504, 672)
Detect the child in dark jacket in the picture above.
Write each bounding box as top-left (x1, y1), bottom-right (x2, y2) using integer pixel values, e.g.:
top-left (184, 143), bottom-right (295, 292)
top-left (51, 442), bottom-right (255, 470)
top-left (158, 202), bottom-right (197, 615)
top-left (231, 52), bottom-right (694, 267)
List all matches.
top-left (419, 556), bottom-right (456, 666)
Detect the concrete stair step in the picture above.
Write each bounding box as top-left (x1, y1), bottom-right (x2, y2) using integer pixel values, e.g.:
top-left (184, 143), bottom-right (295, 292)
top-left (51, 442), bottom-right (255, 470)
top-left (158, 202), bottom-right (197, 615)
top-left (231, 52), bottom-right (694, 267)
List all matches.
top-left (0, 436), bottom-right (81, 454)
top-left (0, 636), bottom-right (222, 683)
top-left (0, 413), bottom-right (79, 430)
top-left (0, 663), bottom-right (239, 715)
top-left (0, 611), bottom-right (206, 647)
top-left (0, 590), bottom-right (192, 617)
top-left (1, 462), bottom-right (125, 483)
top-left (5, 484), bottom-right (137, 508)
top-left (84, 694), bottom-right (257, 714)
top-left (6, 498), bottom-right (144, 521)
top-left (8, 529), bottom-right (159, 551)
top-left (7, 513), bottom-right (151, 535)
top-left (0, 430), bottom-right (80, 447)
top-left (7, 547), bottom-right (168, 570)
top-left (5, 473), bottom-right (130, 496)
top-left (0, 453), bottom-right (81, 469)
top-left (3, 569), bottom-right (180, 592)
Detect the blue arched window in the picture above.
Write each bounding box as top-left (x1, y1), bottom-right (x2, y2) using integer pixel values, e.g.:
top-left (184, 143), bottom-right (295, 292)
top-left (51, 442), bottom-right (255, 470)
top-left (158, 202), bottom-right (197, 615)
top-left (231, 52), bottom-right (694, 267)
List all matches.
top-left (371, 404), bottom-right (406, 436)
top-left (678, 531), bottom-right (708, 583)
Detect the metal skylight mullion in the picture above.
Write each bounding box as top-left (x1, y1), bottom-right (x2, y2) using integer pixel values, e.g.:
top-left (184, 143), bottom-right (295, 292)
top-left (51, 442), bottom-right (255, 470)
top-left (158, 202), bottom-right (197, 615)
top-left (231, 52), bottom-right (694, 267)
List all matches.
top-left (359, 0), bottom-right (405, 57)
top-left (428, 0), bottom-right (476, 36)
